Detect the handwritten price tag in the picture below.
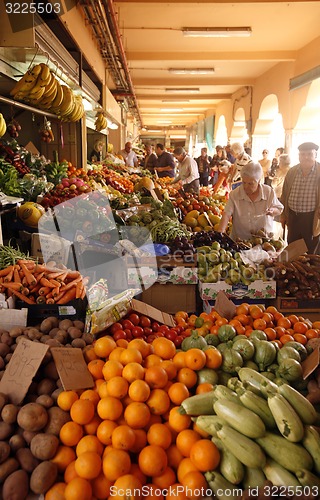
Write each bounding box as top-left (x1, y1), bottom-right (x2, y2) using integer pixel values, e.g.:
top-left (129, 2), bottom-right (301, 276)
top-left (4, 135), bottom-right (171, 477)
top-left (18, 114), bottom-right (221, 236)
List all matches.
top-left (0, 338), bottom-right (49, 404)
top-left (51, 348), bottom-right (94, 391)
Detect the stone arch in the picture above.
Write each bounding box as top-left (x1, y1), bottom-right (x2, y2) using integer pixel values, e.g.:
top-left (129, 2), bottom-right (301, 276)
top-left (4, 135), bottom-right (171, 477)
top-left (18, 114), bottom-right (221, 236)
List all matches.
top-left (215, 115), bottom-right (228, 147)
top-left (252, 94), bottom-right (285, 160)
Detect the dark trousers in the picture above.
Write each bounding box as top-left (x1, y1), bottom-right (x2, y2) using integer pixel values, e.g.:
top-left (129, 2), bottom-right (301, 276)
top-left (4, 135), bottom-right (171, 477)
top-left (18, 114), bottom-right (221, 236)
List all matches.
top-left (199, 174), bottom-right (209, 186)
top-left (184, 179), bottom-right (200, 195)
top-left (287, 208), bottom-right (319, 254)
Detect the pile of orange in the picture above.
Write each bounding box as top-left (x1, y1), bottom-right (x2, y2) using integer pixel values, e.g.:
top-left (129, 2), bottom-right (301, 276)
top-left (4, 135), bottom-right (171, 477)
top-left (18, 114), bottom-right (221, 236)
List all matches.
top-left (47, 335), bottom-right (221, 500)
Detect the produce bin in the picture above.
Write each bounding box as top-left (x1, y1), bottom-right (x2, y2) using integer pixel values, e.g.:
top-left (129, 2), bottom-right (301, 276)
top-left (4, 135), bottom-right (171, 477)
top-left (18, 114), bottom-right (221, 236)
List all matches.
top-left (16, 298), bottom-right (88, 324)
top-left (198, 279), bottom-right (276, 301)
top-left (141, 283), bottom-right (197, 314)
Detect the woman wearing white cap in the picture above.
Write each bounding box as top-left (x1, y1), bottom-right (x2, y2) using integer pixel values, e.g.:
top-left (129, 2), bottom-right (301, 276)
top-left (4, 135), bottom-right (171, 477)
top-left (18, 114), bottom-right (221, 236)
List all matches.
top-left (217, 162), bottom-right (283, 241)
top-left (280, 142), bottom-right (320, 253)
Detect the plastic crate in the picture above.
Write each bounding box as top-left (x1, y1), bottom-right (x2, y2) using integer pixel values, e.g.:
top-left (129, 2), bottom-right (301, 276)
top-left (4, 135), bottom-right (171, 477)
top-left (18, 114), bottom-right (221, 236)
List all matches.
top-left (16, 298), bottom-right (88, 325)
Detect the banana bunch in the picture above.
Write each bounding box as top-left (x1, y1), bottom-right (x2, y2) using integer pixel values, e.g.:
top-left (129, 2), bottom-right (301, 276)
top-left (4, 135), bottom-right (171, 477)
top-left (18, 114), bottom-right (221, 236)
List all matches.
top-left (10, 64), bottom-right (85, 122)
top-left (95, 112), bottom-right (107, 131)
top-left (45, 160), bottom-right (68, 185)
top-left (0, 114), bottom-right (7, 138)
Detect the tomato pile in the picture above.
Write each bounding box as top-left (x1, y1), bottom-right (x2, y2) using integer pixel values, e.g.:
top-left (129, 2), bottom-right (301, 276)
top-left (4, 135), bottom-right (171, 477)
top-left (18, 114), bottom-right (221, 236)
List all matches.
top-left (107, 312), bottom-right (188, 348)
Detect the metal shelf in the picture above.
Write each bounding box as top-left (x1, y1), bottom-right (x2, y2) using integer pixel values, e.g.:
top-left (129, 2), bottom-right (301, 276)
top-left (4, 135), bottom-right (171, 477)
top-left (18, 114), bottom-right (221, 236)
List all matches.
top-left (0, 95), bottom-right (59, 120)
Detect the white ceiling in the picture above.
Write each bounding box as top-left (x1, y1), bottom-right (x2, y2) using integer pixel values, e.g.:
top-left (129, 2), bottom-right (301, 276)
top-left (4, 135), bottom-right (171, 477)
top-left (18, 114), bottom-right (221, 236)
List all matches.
top-left (113, 0), bottom-right (320, 130)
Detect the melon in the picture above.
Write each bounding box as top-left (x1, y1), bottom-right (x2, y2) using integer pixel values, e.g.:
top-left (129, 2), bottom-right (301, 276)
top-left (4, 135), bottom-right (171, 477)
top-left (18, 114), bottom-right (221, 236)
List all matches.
top-left (17, 202), bottom-right (45, 228)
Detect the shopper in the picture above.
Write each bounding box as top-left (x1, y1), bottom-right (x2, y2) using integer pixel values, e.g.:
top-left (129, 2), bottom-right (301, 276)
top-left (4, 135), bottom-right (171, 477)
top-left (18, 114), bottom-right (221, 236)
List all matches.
top-left (280, 142), bottom-right (320, 253)
top-left (172, 147), bottom-right (200, 194)
top-left (269, 147), bottom-right (285, 183)
top-left (143, 144), bottom-right (157, 172)
top-left (119, 142), bottom-right (139, 167)
top-left (271, 154), bottom-right (291, 199)
top-left (195, 147), bottom-right (212, 186)
top-left (258, 149), bottom-right (272, 184)
top-left (217, 162), bottom-right (283, 240)
top-left (88, 140), bottom-right (104, 163)
top-left (210, 146), bottom-right (227, 186)
top-left (154, 143), bottom-right (176, 178)
top-left (229, 142), bottom-right (252, 182)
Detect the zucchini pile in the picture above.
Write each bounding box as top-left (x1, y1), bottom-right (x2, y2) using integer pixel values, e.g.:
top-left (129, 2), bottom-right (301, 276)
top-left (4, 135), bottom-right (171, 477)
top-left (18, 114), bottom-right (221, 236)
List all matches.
top-left (180, 368), bottom-right (320, 497)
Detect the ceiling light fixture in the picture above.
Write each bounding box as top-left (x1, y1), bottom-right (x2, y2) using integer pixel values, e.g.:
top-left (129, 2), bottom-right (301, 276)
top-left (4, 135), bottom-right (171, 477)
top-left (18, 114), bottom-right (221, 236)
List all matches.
top-left (165, 88), bottom-right (200, 93)
top-left (182, 27), bottom-right (252, 38)
top-left (169, 68), bottom-right (215, 75)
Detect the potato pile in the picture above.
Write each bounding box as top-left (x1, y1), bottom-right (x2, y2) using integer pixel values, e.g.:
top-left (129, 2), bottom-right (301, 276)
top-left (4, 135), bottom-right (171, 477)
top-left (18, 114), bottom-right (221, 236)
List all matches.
top-left (0, 316), bottom-right (95, 498)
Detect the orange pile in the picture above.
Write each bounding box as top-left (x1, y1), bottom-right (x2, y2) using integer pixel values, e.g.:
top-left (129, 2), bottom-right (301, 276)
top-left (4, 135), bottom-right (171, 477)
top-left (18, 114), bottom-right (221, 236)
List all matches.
top-left (47, 336), bottom-right (221, 500)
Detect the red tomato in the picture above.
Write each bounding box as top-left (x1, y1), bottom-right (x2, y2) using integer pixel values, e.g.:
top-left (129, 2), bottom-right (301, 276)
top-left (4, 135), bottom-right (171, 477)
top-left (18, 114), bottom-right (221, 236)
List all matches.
top-left (155, 332), bottom-right (164, 338)
top-left (124, 328), bottom-right (132, 336)
top-left (151, 321), bottom-right (160, 332)
top-left (143, 327), bottom-right (153, 336)
top-left (147, 334), bottom-right (157, 343)
top-left (128, 313), bottom-right (140, 326)
top-left (159, 325), bottom-right (170, 335)
top-left (110, 322), bottom-right (123, 334)
top-left (121, 319), bottom-right (134, 330)
top-left (126, 330), bottom-right (133, 341)
top-left (113, 330), bottom-right (127, 341)
top-left (174, 335), bottom-right (184, 347)
top-left (132, 326), bottom-right (144, 338)
top-left (165, 330), bottom-right (177, 342)
top-left (139, 316), bottom-right (151, 328)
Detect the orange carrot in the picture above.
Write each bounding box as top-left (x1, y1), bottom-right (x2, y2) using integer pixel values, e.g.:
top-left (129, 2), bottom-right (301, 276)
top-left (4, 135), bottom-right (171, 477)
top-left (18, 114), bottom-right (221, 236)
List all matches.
top-left (49, 279), bottom-right (61, 288)
top-left (56, 271), bottom-right (68, 283)
top-left (2, 282), bottom-right (24, 292)
top-left (21, 287), bottom-right (30, 296)
top-left (66, 270), bottom-right (80, 280)
top-left (52, 287), bottom-right (60, 297)
top-left (4, 268), bottom-right (14, 282)
top-left (36, 296), bottom-right (46, 304)
top-left (39, 286), bottom-right (51, 296)
top-left (56, 288), bottom-right (76, 304)
top-left (46, 292), bottom-right (53, 299)
top-left (46, 298), bottom-right (55, 304)
top-left (13, 268), bottom-right (21, 283)
top-left (75, 281), bottom-right (83, 299)
top-left (59, 276), bottom-right (82, 292)
top-left (40, 277), bottom-right (57, 288)
top-left (11, 289), bottom-right (35, 304)
top-left (20, 263), bottom-right (37, 286)
top-left (35, 272), bottom-right (45, 283)
top-left (47, 272), bottom-right (65, 280)
top-left (80, 286), bottom-right (86, 300)
top-left (29, 283), bottom-right (41, 295)
top-left (0, 266), bottom-right (14, 277)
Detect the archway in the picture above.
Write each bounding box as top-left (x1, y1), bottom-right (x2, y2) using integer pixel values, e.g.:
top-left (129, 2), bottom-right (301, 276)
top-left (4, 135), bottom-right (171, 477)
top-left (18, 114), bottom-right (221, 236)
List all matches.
top-left (230, 108), bottom-right (249, 145)
top-left (252, 94), bottom-right (285, 161)
top-left (215, 115), bottom-right (228, 148)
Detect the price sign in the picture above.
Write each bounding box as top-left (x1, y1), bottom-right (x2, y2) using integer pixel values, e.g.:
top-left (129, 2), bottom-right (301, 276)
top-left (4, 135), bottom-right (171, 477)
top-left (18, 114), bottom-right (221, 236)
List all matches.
top-left (51, 348), bottom-right (94, 391)
top-left (0, 338), bottom-right (49, 404)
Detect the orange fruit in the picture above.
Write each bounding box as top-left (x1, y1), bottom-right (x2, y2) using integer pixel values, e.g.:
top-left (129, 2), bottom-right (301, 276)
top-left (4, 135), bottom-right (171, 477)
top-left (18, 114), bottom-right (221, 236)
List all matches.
top-left (293, 333), bottom-right (307, 345)
top-left (120, 348), bottom-right (143, 365)
top-left (204, 347), bottom-right (222, 369)
top-left (79, 389), bottom-right (100, 408)
top-left (173, 351), bottom-right (187, 369)
top-left (106, 376), bottom-right (129, 399)
top-left (147, 423), bottom-right (172, 449)
top-left (128, 338), bottom-right (150, 358)
top-left (57, 390), bottom-right (79, 411)
top-left (185, 349), bottom-right (206, 371)
top-left (87, 359), bottom-right (105, 380)
top-left (91, 473), bottom-right (113, 499)
top-left (60, 421), bottom-right (83, 447)
top-left (64, 477), bottom-right (92, 500)
top-left (51, 446), bottom-right (76, 472)
top-left (76, 435), bottom-right (104, 457)
top-left (112, 424), bottom-right (136, 450)
top-left (94, 336), bottom-right (116, 358)
top-left (109, 346), bottom-right (126, 363)
top-left (143, 485), bottom-right (165, 500)
top-left (130, 463), bottom-right (147, 486)
top-left (70, 399), bottom-right (95, 425)
top-left (166, 483), bottom-right (188, 500)
top-left (97, 381), bottom-right (109, 399)
top-left (96, 419), bottom-right (118, 445)
top-left (189, 439), bottom-right (220, 471)
top-left (168, 382), bottom-right (189, 405)
top-left (181, 471), bottom-right (208, 499)
top-left (177, 457), bottom-right (199, 483)
top-left (97, 396), bottom-right (123, 421)
top-left (249, 305), bottom-right (264, 319)
top-left (84, 414), bottom-right (102, 436)
top-left (124, 402), bottom-right (150, 428)
top-left (167, 444), bottom-right (184, 470)
top-left (131, 428), bottom-right (148, 453)
top-left (168, 406), bottom-right (191, 433)
top-left (64, 461), bottom-right (78, 483)
top-left (152, 337), bottom-right (176, 359)
top-left (161, 360), bottom-right (178, 380)
top-left (176, 429), bottom-right (201, 457)
top-left (128, 379), bottom-right (151, 402)
top-left (253, 318), bottom-right (267, 331)
top-left (145, 365), bottom-right (169, 389)
top-left (102, 360), bottom-right (123, 381)
top-left (144, 354), bottom-right (162, 368)
top-left (112, 474), bottom-right (142, 500)
top-left (45, 482), bottom-right (66, 500)
top-left (138, 445), bottom-right (168, 477)
top-left (122, 362), bottom-right (145, 383)
top-left (152, 466), bottom-right (176, 489)
top-left (306, 329), bottom-right (319, 339)
top-left (277, 317), bottom-right (292, 329)
top-left (147, 388), bottom-right (171, 415)
top-left (236, 303), bottom-right (250, 315)
top-left (280, 334), bottom-right (294, 345)
top-left (102, 448), bottom-right (131, 481)
top-left (74, 451), bottom-right (101, 479)
top-left (116, 339), bottom-right (128, 348)
top-left (195, 383), bottom-right (214, 394)
top-left (264, 328), bottom-right (277, 341)
top-left (82, 345), bottom-right (98, 363)
top-left (177, 368), bottom-right (197, 388)
top-left (293, 321), bottom-right (308, 334)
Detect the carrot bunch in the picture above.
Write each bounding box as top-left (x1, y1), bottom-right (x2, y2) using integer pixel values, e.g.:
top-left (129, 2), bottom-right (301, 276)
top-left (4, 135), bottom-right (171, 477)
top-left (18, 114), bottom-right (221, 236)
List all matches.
top-left (0, 260), bottom-right (89, 305)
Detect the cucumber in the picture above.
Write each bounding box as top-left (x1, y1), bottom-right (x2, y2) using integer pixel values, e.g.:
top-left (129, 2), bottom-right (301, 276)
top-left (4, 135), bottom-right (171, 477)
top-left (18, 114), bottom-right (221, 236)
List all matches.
top-left (204, 471), bottom-right (243, 500)
top-left (179, 391), bottom-right (216, 416)
top-left (278, 383), bottom-right (317, 425)
top-left (211, 436), bottom-right (245, 485)
top-left (238, 367), bottom-right (278, 398)
top-left (214, 399), bottom-right (266, 438)
top-left (263, 457), bottom-right (300, 487)
top-left (267, 393), bottom-right (304, 442)
top-left (296, 469), bottom-right (320, 488)
top-left (193, 415), bottom-right (227, 436)
top-left (302, 425), bottom-right (320, 474)
top-left (217, 425), bottom-right (266, 468)
top-left (256, 432), bottom-right (313, 472)
top-left (242, 467), bottom-right (266, 490)
top-left (239, 390), bottom-right (276, 429)
top-left (212, 385), bottom-right (241, 404)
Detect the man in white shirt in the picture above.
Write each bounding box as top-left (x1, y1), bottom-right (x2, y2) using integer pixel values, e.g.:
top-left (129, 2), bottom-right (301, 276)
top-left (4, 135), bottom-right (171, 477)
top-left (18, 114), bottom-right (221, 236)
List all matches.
top-left (119, 142), bottom-right (139, 167)
top-left (172, 147), bottom-right (200, 194)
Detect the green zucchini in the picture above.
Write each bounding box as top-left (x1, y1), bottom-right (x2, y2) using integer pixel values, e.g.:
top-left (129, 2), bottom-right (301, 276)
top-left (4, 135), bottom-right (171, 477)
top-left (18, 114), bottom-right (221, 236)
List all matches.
top-left (242, 467), bottom-right (266, 490)
top-left (256, 432), bottom-right (313, 472)
top-left (214, 399), bottom-right (266, 438)
top-left (217, 425), bottom-right (266, 468)
top-left (302, 425), bottom-right (320, 475)
top-left (267, 393), bottom-right (304, 442)
top-left (263, 457), bottom-right (300, 487)
top-left (211, 436), bottom-right (245, 485)
top-left (239, 390), bottom-right (276, 429)
top-left (192, 415), bottom-right (227, 436)
top-left (278, 383), bottom-right (317, 425)
top-left (179, 391), bottom-right (216, 416)
top-left (238, 367), bottom-right (278, 398)
top-left (212, 385), bottom-right (240, 404)
top-left (296, 469), bottom-right (320, 488)
top-left (204, 471), bottom-right (243, 500)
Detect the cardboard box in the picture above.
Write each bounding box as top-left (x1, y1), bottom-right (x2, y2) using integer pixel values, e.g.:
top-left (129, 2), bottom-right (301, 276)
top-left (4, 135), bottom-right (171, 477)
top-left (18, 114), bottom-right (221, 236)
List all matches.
top-left (198, 279), bottom-right (276, 301)
top-left (31, 233), bottom-right (71, 265)
top-left (278, 239), bottom-right (308, 262)
top-left (141, 283), bottom-right (197, 314)
top-left (127, 254), bottom-right (197, 286)
top-left (16, 298), bottom-right (88, 325)
top-left (275, 296), bottom-right (320, 312)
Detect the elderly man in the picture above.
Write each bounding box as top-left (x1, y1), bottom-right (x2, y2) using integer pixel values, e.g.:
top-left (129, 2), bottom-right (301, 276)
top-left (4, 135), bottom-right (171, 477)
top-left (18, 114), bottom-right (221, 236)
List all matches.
top-left (144, 144), bottom-right (157, 172)
top-left (230, 142), bottom-right (252, 182)
top-left (119, 142), bottom-right (139, 167)
top-left (172, 147), bottom-right (200, 194)
top-left (154, 143), bottom-right (176, 178)
top-left (280, 142), bottom-right (320, 253)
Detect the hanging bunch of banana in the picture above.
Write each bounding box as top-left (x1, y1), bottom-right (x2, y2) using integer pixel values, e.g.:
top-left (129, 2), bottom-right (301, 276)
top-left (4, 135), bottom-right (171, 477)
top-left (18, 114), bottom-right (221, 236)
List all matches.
top-left (95, 111), bottom-right (107, 131)
top-left (0, 114), bottom-right (7, 138)
top-left (10, 63), bottom-right (85, 123)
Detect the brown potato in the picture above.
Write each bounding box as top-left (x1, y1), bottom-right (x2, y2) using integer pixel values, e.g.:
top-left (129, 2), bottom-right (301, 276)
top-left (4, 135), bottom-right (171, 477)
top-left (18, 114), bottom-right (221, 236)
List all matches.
top-left (0, 393), bottom-right (9, 412)
top-left (45, 339), bottom-right (62, 347)
top-left (0, 422), bottom-right (14, 440)
top-left (71, 338), bottom-right (86, 349)
top-left (1, 333), bottom-right (13, 346)
top-left (73, 320), bottom-right (85, 331)
top-left (16, 447), bottom-right (39, 472)
top-left (43, 361), bottom-right (59, 380)
top-left (17, 403), bottom-right (48, 432)
top-left (40, 319), bottom-right (55, 334)
top-left (8, 434), bottom-right (26, 453)
top-left (67, 327), bottom-right (82, 339)
top-left (8, 327), bottom-right (23, 338)
top-left (46, 316), bottom-right (59, 328)
top-left (51, 388), bottom-right (63, 402)
top-left (0, 357), bottom-right (4, 370)
top-left (35, 395), bottom-right (53, 409)
top-left (2, 469), bottom-right (29, 500)
top-left (0, 442), bottom-right (10, 464)
top-left (0, 343), bottom-right (10, 357)
top-left (15, 336), bottom-right (28, 344)
top-left (5, 353), bottom-right (12, 364)
top-left (0, 457), bottom-right (19, 482)
top-left (30, 433), bottom-right (59, 460)
top-left (59, 319), bottom-right (73, 331)
top-left (39, 335), bottom-right (50, 344)
top-left (21, 430), bottom-right (37, 445)
top-left (30, 461), bottom-right (58, 494)
top-left (48, 327), bottom-right (60, 338)
top-left (36, 379), bottom-right (56, 396)
top-left (82, 333), bottom-right (94, 345)
top-left (44, 406), bottom-right (70, 436)
top-left (26, 328), bottom-right (42, 341)
top-left (1, 404), bottom-right (19, 424)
